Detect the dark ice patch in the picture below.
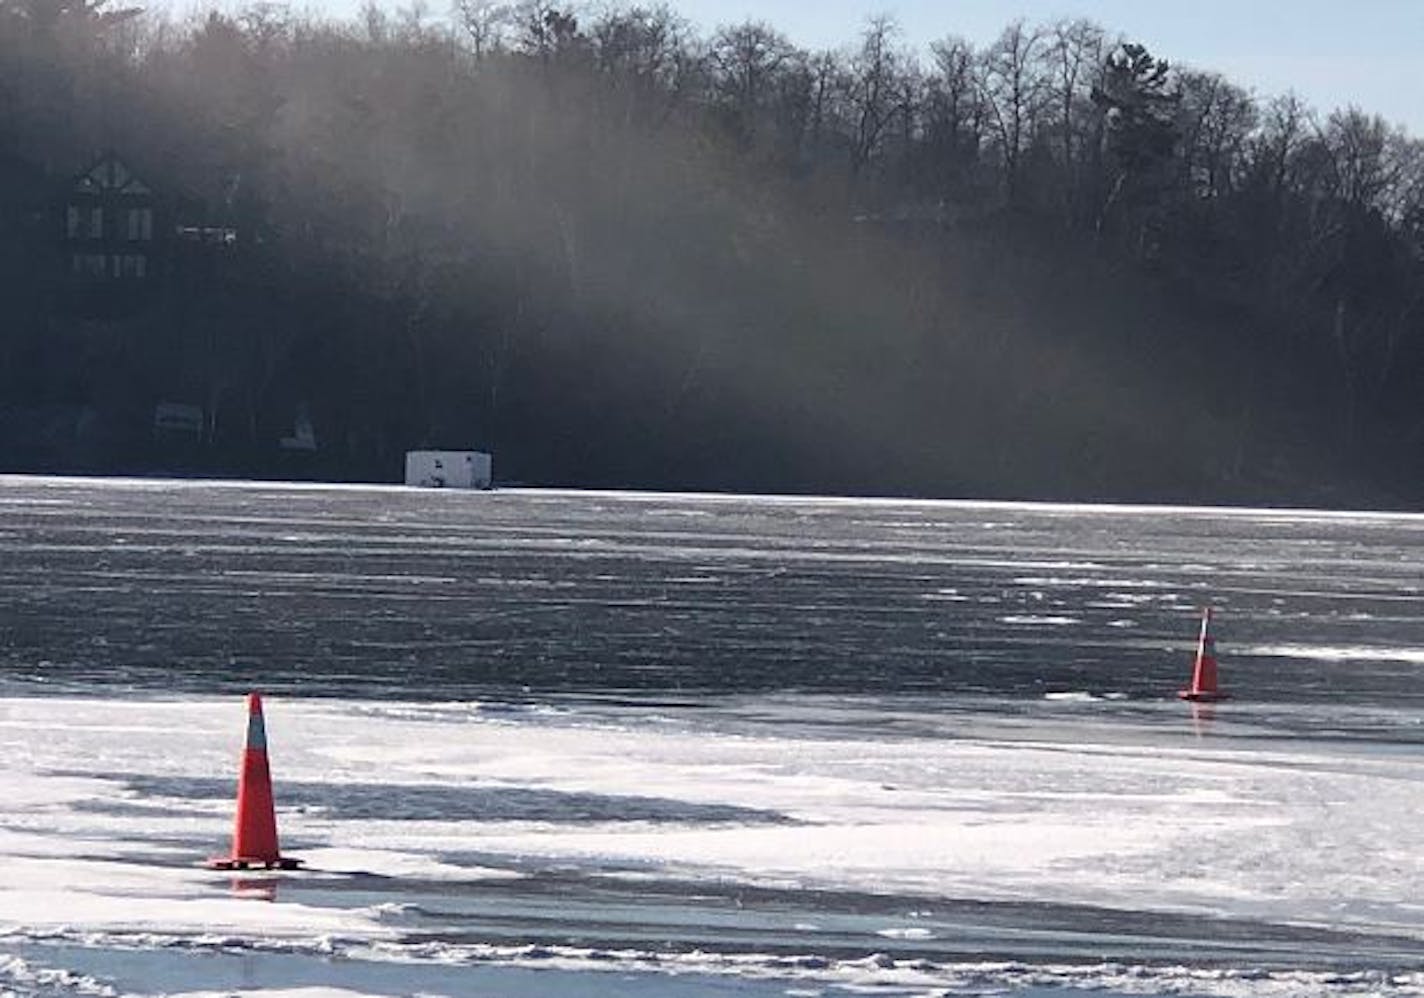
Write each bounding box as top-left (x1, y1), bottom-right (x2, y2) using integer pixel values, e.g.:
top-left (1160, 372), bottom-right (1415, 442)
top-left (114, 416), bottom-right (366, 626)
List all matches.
top-left (76, 773), bottom-right (798, 826)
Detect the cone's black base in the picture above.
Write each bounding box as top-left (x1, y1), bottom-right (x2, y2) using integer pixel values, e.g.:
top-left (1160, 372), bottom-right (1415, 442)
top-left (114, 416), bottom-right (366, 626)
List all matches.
top-left (206, 855), bottom-right (304, 871)
top-left (1177, 690), bottom-right (1230, 702)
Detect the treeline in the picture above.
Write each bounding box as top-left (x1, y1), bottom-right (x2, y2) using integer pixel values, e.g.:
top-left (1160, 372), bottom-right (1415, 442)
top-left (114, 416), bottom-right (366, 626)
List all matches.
top-left (1, 1), bottom-right (1422, 502)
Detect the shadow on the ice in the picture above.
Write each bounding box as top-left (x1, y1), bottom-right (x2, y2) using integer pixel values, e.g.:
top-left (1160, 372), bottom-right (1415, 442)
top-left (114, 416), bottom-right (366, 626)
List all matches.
top-left (70, 772), bottom-right (801, 826)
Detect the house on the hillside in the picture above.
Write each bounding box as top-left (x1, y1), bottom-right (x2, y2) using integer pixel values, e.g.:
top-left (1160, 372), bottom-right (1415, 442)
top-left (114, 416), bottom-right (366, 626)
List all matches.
top-left (58, 152), bottom-right (246, 314)
top-left (59, 153), bottom-right (162, 316)
top-left (42, 152), bottom-right (255, 466)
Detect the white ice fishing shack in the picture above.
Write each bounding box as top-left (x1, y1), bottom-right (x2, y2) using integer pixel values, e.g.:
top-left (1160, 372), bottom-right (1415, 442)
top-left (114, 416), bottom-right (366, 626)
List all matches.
top-left (404, 450), bottom-right (493, 490)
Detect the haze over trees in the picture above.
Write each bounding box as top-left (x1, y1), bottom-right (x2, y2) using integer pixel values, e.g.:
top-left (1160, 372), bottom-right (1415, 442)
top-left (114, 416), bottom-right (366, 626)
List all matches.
top-left (1, 1), bottom-right (1421, 503)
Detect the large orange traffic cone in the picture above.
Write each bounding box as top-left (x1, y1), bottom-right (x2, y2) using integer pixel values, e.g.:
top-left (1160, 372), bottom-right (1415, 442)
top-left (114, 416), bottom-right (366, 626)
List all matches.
top-left (208, 693), bottom-right (301, 870)
top-left (1177, 607), bottom-right (1228, 702)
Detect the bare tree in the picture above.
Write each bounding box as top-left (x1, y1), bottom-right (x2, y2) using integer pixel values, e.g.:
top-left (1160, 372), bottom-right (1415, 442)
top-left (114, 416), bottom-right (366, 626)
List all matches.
top-left (1041, 18), bottom-right (1103, 216)
top-left (802, 50), bottom-right (847, 160)
top-left (922, 36), bottom-right (981, 199)
top-left (1323, 107), bottom-right (1395, 210)
top-left (1246, 92), bottom-right (1312, 201)
top-left (1177, 70), bottom-right (1257, 198)
top-left (847, 15), bottom-right (910, 178)
top-left (589, 6), bottom-right (699, 127)
top-left (1384, 134), bottom-right (1424, 234)
top-left (454, 0), bottom-right (515, 58)
top-left (707, 20), bottom-right (795, 144)
top-left (975, 19), bottom-right (1047, 205)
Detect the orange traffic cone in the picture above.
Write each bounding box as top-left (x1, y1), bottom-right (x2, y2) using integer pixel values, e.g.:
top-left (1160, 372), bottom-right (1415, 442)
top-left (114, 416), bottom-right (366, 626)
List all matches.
top-left (208, 693), bottom-right (301, 871)
top-left (1177, 607), bottom-right (1228, 702)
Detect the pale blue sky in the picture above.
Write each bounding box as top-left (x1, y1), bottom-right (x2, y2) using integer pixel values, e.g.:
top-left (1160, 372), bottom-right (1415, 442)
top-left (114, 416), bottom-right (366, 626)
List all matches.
top-left (670, 0), bottom-right (1423, 135)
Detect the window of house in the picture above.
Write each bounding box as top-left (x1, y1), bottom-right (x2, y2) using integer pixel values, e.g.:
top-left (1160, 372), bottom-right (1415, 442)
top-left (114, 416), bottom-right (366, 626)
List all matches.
top-left (66, 205), bottom-right (82, 239)
top-left (126, 207), bottom-right (153, 241)
top-left (117, 254), bottom-right (147, 279)
top-left (88, 207), bottom-right (103, 239)
top-left (72, 253), bottom-right (107, 278)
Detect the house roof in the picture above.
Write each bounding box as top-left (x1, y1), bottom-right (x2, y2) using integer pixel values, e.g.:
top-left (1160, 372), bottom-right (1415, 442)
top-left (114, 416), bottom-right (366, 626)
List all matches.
top-left (69, 153), bottom-right (153, 197)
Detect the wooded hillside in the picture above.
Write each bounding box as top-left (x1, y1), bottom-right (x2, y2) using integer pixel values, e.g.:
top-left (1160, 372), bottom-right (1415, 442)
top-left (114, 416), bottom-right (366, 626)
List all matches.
top-left (2, 1), bottom-right (1421, 504)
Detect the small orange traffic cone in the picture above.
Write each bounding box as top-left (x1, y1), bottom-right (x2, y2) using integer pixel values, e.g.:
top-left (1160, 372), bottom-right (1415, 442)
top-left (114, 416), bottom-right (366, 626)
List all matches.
top-left (1177, 607), bottom-right (1228, 702)
top-left (208, 693), bottom-right (301, 871)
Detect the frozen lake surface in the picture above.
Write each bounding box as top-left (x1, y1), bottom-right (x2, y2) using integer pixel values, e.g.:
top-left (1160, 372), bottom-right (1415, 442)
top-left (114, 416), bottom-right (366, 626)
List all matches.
top-left (3, 475), bottom-right (1424, 997)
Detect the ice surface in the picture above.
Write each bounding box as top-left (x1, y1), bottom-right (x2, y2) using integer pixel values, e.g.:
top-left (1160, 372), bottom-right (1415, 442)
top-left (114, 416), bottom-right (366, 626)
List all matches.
top-left (5, 476), bottom-right (1424, 995)
top-left (1247, 644), bottom-right (1424, 664)
top-left (170, 991), bottom-right (376, 998)
top-left (4, 693), bottom-right (1424, 994)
